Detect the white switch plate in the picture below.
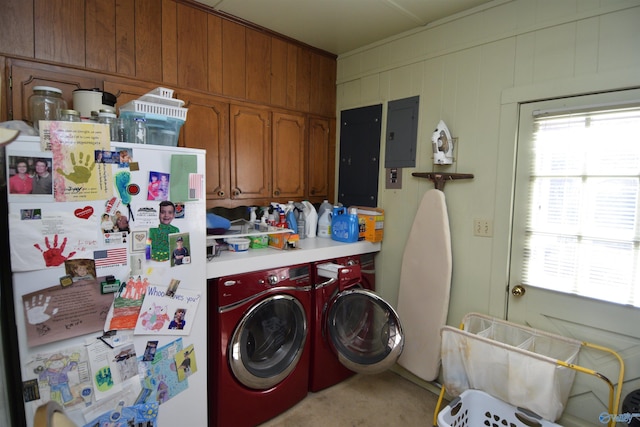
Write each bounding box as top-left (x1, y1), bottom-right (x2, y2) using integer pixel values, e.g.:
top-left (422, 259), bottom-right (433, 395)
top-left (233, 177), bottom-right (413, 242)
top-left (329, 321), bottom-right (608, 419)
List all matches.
top-left (473, 219), bottom-right (493, 237)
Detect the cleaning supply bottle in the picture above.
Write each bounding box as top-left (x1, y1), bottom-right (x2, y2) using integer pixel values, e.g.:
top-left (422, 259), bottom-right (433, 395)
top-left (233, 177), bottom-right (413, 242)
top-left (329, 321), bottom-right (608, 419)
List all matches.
top-left (302, 201), bottom-right (317, 238)
top-left (249, 206), bottom-right (257, 224)
top-left (318, 199), bottom-right (332, 219)
top-left (285, 201), bottom-right (298, 232)
top-left (317, 207), bottom-right (332, 238)
top-left (297, 209), bottom-right (306, 239)
top-left (331, 207), bottom-right (359, 243)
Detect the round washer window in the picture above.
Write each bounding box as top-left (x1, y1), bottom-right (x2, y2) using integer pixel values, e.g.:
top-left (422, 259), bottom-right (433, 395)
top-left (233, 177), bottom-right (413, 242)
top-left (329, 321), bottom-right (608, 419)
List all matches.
top-left (229, 294), bottom-right (307, 390)
top-left (328, 289), bottom-right (403, 374)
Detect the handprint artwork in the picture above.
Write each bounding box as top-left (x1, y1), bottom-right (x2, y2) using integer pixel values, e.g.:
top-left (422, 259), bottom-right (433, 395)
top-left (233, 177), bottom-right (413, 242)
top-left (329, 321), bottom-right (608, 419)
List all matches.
top-left (56, 151), bottom-right (96, 184)
top-left (24, 294), bottom-right (58, 324)
top-left (33, 234), bottom-right (76, 267)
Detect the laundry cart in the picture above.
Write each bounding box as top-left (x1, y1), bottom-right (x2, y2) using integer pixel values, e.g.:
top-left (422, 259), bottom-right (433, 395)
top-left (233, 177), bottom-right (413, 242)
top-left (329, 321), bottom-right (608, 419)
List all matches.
top-left (434, 313), bottom-right (624, 427)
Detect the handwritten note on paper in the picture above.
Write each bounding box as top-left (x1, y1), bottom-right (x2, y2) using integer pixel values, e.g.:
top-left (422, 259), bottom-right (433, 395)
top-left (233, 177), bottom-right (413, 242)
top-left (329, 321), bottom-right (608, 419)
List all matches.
top-left (43, 121), bottom-right (112, 202)
top-left (22, 277), bottom-right (113, 347)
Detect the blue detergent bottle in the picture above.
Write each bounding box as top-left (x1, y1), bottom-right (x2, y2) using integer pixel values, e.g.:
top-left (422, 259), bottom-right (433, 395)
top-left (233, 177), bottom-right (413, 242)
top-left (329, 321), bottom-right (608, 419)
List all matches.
top-left (331, 207), bottom-right (359, 243)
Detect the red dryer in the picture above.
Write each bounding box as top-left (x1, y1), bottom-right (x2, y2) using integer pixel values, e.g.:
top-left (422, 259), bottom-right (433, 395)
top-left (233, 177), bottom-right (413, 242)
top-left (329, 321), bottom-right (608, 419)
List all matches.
top-left (208, 264), bottom-right (312, 427)
top-left (309, 253), bottom-right (403, 392)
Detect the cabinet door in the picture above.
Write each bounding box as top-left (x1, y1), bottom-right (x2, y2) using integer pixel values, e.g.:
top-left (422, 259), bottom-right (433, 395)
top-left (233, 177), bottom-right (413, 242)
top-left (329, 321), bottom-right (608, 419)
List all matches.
top-left (178, 91), bottom-right (230, 201)
top-left (8, 59), bottom-right (98, 123)
top-left (229, 104), bottom-right (271, 200)
top-left (102, 79), bottom-right (159, 113)
top-left (307, 117), bottom-right (334, 201)
top-left (272, 112), bottom-right (305, 199)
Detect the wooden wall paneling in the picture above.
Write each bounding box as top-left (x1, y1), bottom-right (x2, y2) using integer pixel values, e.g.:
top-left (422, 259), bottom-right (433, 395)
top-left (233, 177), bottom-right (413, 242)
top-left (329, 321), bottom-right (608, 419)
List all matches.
top-left (115, 0), bottom-right (136, 76)
top-left (135, 0), bottom-right (163, 82)
top-left (222, 20), bottom-right (246, 99)
top-left (1, 56), bottom-right (6, 121)
top-left (85, 1), bottom-right (117, 73)
top-left (102, 78), bottom-right (159, 113)
top-left (176, 3), bottom-right (208, 91)
top-left (245, 29), bottom-right (271, 104)
top-left (295, 46), bottom-right (311, 112)
top-left (34, 0), bottom-right (85, 67)
top-left (161, 0), bottom-right (178, 85)
top-left (310, 53), bottom-right (336, 117)
top-left (286, 43), bottom-right (298, 109)
top-left (0, 0), bottom-right (34, 58)
top-left (207, 14), bottom-right (223, 94)
top-left (270, 38), bottom-right (287, 107)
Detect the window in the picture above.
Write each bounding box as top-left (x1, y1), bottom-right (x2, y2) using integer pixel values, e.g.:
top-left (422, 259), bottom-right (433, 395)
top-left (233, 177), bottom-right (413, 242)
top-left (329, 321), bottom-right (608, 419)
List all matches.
top-left (522, 103), bottom-right (640, 307)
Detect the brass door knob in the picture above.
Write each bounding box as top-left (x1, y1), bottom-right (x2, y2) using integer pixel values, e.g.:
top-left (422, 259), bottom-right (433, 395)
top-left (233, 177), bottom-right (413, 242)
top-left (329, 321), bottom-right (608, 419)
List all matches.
top-left (511, 285), bottom-right (526, 297)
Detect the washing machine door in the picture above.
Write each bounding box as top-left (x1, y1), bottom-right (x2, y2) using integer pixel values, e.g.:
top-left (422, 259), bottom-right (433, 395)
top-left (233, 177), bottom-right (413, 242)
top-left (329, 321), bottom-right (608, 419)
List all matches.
top-left (327, 289), bottom-right (404, 374)
top-left (229, 294), bottom-right (307, 390)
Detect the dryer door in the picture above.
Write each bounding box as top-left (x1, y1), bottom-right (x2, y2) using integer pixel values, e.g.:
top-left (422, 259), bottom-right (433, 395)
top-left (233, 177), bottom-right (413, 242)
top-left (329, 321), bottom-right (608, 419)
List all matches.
top-left (229, 294), bottom-right (307, 390)
top-left (327, 289), bottom-right (404, 374)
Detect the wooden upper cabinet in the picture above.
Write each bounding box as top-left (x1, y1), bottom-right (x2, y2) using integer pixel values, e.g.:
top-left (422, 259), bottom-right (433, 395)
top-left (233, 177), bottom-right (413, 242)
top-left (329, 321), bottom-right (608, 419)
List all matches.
top-left (246, 29), bottom-right (271, 104)
top-left (85, 2), bottom-right (117, 73)
top-left (177, 91), bottom-right (230, 201)
top-left (176, 3), bottom-right (208, 91)
top-left (222, 20), bottom-right (246, 99)
top-left (8, 59), bottom-right (99, 123)
top-left (307, 117), bottom-right (334, 201)
top-left (134, 0), bottom-right (163, 82)
top-left (34, 0), bottom-right (85, 67)
top-left (0, 0), bottom-right (34, 58)
top-left (102, 78), bottom-right (159, 114)
top-left (272, 112), bottom-right (306, 199)
top-left (295, 47), bottom-right (311, 113)
top-left (310, 53), bottom-right (337, 117)
top-left (229, 104), bottom-right (271, 201)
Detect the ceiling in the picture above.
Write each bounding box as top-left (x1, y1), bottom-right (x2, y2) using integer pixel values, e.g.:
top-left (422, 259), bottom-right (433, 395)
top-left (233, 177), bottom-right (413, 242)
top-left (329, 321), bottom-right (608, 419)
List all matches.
top-left (195, 0), bottom-right (496, 55)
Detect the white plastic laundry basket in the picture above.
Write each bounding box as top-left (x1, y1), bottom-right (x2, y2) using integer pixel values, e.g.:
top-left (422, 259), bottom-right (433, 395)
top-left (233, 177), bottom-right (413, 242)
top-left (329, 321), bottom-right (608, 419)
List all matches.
top-left (437, 389), bottom-right (562, 427)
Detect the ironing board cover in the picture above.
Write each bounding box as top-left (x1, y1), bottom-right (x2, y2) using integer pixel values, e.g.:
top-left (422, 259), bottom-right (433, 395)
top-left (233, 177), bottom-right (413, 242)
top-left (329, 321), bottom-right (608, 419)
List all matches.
top-left (441, 313), bottom-right (581, 421)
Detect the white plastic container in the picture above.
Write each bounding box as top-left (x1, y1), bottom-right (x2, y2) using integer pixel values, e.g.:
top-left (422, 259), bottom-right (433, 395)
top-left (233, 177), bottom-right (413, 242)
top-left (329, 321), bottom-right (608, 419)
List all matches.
top-left (302, 201), bottom-right (317, 238)
top-left (317, 208), bottom-right (332, 238)
top-left (226, 238), bottom-right (250, 253)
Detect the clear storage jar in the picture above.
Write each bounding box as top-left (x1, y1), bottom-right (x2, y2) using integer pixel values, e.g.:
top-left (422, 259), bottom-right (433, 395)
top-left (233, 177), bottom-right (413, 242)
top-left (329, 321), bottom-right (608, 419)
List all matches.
top-left (97, 111), bottom-right (118, 141)
top-left (29, 86), bottom-right (67, 133)
top-left (59, 109), bottom-right (82, 122)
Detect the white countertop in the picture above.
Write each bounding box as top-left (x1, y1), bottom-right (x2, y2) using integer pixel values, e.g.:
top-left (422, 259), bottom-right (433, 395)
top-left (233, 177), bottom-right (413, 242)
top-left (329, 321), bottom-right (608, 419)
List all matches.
top-left (206, 238), bottom-right (381, 278)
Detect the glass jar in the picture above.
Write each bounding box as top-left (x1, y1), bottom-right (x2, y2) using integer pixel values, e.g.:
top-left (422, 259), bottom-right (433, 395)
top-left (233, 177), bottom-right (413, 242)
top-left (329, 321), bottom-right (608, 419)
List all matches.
top-left (97, 111), bottom-right (118, 141)
top-left (29, 86), bottom-right (67, 133)
top-left (59, 109), bottom-right (82, 122)
top-left (132, 117), bottom-right (147, 144)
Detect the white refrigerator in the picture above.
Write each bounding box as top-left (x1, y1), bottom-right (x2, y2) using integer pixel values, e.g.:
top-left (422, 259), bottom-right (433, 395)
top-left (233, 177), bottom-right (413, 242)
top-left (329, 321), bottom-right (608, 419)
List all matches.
top-left (4, 128), bottom-right (207, 427)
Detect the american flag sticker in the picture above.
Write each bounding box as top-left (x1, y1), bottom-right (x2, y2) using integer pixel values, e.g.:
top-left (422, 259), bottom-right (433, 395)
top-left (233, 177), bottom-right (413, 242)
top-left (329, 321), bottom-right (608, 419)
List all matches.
top-left (189, 173), bottom-right (203, 200)
top-left (93, 248), bottom-right (128, 268)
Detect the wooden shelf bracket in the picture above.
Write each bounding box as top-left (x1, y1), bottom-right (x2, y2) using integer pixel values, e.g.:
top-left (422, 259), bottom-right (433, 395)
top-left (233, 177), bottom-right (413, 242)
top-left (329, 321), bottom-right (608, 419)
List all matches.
top-left (411, 172), bottom-right (474, 191)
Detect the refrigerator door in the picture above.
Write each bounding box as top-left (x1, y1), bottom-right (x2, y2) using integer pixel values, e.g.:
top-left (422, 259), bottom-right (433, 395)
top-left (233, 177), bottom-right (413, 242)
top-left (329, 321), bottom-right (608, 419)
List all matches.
top-left (5, 136), bottom-right (207, 427)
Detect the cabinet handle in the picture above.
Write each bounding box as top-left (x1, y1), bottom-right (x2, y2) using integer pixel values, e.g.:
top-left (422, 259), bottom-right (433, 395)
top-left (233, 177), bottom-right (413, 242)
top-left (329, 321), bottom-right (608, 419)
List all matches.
top-left (217, 190), bottom-right (225, 197)
top-left (274, 190), bottom-right (280, 196)
top-left (232, 189), bottom-right (241, 196)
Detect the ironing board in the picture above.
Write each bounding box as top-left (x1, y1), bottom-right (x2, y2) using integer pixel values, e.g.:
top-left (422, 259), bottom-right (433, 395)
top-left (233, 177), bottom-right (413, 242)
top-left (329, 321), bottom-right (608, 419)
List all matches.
top-left (396, 189), bottom-right (452, 381)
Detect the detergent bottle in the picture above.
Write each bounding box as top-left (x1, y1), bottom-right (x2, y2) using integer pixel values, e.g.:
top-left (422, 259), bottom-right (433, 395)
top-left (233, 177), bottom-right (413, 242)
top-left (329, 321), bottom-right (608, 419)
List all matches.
top-left (318, 200), bottom-right (332, 219)
top-left (317, 207), bottom-right (332, 238)
top-left (302, 201), bottom-right (317, 238)
top-left (331, 207), bottom-right (359, 243)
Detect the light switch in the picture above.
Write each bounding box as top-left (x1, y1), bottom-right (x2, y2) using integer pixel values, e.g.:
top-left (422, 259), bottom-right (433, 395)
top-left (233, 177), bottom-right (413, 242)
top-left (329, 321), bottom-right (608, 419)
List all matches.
top-left (386, 168), bottom-right (402, 189)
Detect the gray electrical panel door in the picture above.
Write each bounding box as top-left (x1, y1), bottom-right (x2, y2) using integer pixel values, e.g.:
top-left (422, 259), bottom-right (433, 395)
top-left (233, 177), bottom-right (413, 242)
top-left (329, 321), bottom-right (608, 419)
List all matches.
top-left (385, 96), bottom-right (419, 168)
top-left (338, 104), bottom-right (382, 207)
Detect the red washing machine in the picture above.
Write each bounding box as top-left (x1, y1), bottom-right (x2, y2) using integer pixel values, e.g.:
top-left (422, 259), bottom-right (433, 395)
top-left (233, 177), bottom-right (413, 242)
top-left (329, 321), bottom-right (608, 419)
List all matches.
top-left (309, 253), bottom-right (403, 392)
top-left (208, 264), bottom-right (312, 427)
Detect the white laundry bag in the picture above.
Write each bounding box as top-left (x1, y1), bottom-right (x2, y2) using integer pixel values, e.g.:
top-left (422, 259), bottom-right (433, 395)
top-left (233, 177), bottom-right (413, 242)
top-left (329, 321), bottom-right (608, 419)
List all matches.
top-left (441, 313), bottom-right (581, 422)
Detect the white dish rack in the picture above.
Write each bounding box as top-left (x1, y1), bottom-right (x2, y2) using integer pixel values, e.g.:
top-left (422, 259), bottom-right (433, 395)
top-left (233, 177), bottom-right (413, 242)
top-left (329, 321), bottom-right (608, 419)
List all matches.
top-left (119, 87), bottom-right (188, 121)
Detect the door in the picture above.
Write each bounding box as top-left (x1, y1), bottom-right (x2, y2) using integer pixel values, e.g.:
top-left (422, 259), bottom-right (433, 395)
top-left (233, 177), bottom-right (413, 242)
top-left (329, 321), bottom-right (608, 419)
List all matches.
top-left (338, 105), bottom-right (382, 207)
top-left (327, 289), bottom-right (403, 374)
top-left (229, 104), bottom-right (271, 200)
top-left (229, 294), bottom-right (307, 390)
top-left (272, 111), bottom-right (305, 199)
top-left (508, 89), bottom-right (640, 425)
top-left (307, 117), bottom-right (334, 202)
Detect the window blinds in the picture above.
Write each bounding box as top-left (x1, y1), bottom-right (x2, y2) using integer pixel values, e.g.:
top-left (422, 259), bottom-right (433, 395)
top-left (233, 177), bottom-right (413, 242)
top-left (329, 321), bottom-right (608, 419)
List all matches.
top-left (523, 107), bottom-right (640, 306)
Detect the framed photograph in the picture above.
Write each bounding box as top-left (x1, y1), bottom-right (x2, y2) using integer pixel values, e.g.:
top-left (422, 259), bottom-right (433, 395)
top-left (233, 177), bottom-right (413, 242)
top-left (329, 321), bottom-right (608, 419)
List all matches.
top-left (6, 153), bottom-right (54, 201)
top-left (131, 230), bottom-right (148, 252)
